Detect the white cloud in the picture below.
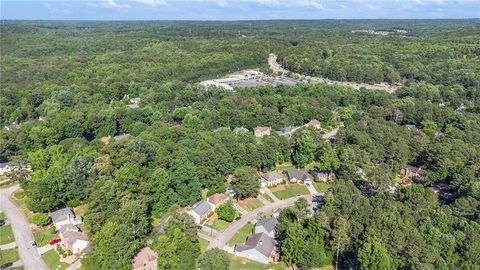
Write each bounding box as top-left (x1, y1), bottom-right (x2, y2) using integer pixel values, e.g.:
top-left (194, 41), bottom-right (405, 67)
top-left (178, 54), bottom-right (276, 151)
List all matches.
top-left (297, 0), bottom-right (326, 10)
top-left (87, 0), bottom-right (130, 9)
top-left (366, 3), bottom-right (380, 10)
top-left (44, 2), bottom-right (72, 15)
top-left (134, 0), bottom-right (168, 7)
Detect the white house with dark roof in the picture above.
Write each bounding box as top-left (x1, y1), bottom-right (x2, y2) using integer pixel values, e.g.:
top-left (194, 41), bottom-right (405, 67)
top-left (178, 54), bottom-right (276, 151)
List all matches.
top-left (50, 208), bottom-right (83, 231)
top-left (187, 200), bottom-right (213, 224)
top-left (234, 232), bottom-right (277, 264)
top-left (58, 224), bottom-right (89, 254)
top-left (285, 169), bottom-right (311, 183)
top-left (255, 217), bottom-right (278, 238)
top-left (260, 171), bottom-right (284, 187)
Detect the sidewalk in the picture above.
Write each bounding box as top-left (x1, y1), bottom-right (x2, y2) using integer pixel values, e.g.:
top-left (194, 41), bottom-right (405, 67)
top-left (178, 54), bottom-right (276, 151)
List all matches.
top-left (0, 241), bottom-right (16, 250)
top-left (262, 188), bottom-right (280, 202)
top-left (37, 243), bottom-right (55, 254)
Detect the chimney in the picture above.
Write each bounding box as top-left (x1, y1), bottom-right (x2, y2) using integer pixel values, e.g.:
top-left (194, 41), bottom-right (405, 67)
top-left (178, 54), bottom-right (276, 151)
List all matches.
top-left (259, 240), bottom-right (263, 246)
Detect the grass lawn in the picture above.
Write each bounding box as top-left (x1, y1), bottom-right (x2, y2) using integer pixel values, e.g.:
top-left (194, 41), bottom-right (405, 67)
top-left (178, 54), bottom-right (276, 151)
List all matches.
top-left (199, 237), bottom-right (209, 252)
top-left (227, 223), bottom-right (254, 247)
top-left (262, 193), bottom-right (274, 203)
top-left (11, 190), bottom-right (35, 222)
top-left (272, 183), bottom-right (310, 200)
top-left (33, 226), bottom-right (57, 247)
top-left (229, 254), bottom-right (286, 270)
top-left (0, 248), bottom-right (19, 265)
top-left (237, 198), bottom-right (263, 212)
top-left (0, 212), bottom-right (5, 220)
top-left (41, 249), bottom-right (69, 270)
top-left (210, 219), bottom-right (231, 231)
top-left (274, 162), bottom-right (295, 172)
top-left (313, 182), bottom-right (330, 193)
top-left (0, 224), bottom-right (15, 245)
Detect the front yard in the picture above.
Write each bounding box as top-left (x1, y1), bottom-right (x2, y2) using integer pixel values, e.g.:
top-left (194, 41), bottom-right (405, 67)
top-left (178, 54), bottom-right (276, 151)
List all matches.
top-left (237, 198), bottom-right (263, 211)
top-left (227, 223), bottom-right (254, 247)
top-left (229, 254), bottom-right (286, 270)
top-left (199, 238), bottom-right (209, 252)
top-left (313, 182), bottom-right (330, 193)
top-left (33, 226), bottom-right (57, 247)
top-left (41, 249), bottom-right (69, 270)
top-left (0, 248), bottom-right (19, 265)
top-left (207, 219), bottom-right (231, 231)
top-left (0, 224), bottom-right (15, 245)
top-left (271, 183), bottom-right (310, 200)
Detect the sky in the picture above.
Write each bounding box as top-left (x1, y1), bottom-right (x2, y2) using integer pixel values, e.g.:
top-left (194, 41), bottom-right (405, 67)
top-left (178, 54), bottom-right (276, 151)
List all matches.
top-left (1, 0), bottom-right (479, 20)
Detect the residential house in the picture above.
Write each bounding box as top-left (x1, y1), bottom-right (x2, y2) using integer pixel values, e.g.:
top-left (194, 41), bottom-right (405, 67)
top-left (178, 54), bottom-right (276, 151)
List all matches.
top-left (99, 136), bottom-right (111, 145)
top-left (4, 123), bottom-right (20, 131)
top-left (306, 119), bottom-right (321, 130)
top-left (285, 169), bottom-right (311, 183)
top-left (255, 217), bottom-right (278, 238)
top-left (50, 208), bottom-right (83, 231)
top-left (58, 224), bottom-right (89, 254)
top-left (260, 171), bottom-right (284, 187)
top-left (234, 233), bottom-right (277, 264)
top-left (254, 126), bottom-right (271, 137)
top-left (113, 133), bottom-right (131, 141)
top-left (401, 165), bottom-right (424, 181)
top-left (276, 127), bottom-right (295, 137)
top-left (187, 200), bottom-right (213, 224)
top-left (311, 170), bottom-right (333, 182)
top-left (207, 193), bottom-right (229, 210)
top-left (132, 247), bottom-right (158, 270)
top-left (0, 162), bottom-right (12, 176)
top-left (233, 127), bottom-right (249, 134)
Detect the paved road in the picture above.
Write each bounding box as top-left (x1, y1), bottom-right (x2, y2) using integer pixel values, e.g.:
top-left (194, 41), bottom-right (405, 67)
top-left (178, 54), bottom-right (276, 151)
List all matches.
top-left (0, 184), bottom-right (49, 270)
top-left (207, 193), bottom-right (321, 250)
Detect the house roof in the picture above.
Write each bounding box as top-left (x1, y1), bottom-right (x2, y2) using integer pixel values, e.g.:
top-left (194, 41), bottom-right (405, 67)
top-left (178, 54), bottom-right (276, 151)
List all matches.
top-left (0, 162), bottom-right (10, 170)
top-left (256, 217), bottom-right (278, 233)
top-left (233, 127), bottom-right (249, 133)
top-left (207, 193), bottom-right (229, 205)
top-left (285, 169), bottom-right (310, 181)
top-left (61, 226), bottom-right (88, 247)
top-left (59, 224), bottom-right (79, 234)
top-left (254, 126), bottom-right (271, 133)
top-left (113, 133), bottom-right (131, 141)
top-left (404, 165), bottom-right (422, 174)
top-left (190, 200), bottom-right (212, 216)
top-left (50, 208), bottom-right (74, 223)
top-left (308, 119), bottom-right (321, 126)
top-left (261, 171), bottom-right (284, 182)
top-left (132, 247), bottom-right (157, 269)
top-left (234, 233), bottom-right (276, 258)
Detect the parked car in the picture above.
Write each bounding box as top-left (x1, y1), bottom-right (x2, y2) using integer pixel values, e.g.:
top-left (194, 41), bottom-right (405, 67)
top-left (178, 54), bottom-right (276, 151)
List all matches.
top-left (49, 239), bottom-right (61, 245)
top-left (235, 216), bottom-right (242, 221)
top-left (0, 220), bottom-right (5, 226)
top-left (306, 182), bottom-right (310, 187)
top-left (30, 241), bottom-right (36, 247)
top-left (0, 262), bottom-right (13, 270)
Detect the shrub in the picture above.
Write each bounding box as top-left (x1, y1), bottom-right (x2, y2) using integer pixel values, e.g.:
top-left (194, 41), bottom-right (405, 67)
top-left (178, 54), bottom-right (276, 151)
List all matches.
top-left (32, 213), bottom-right (51, 226)
top-left (216, 201), bottom-right (236, 222)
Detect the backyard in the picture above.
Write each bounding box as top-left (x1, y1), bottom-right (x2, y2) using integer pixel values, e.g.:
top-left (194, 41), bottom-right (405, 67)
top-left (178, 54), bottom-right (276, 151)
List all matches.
top-left (41, 249), bottom-right (69, 270)
top-left (313, 182), bottom-right (330, 193)
top-left (270, 183), bottom-right (310, 200)
top-left (229, 254), bottom-right (286, 270)
top-left (227, 223), bottom-right (254, 247)
top-left (199, 237), bottom-right (209, 252)
top-left (0, 248), bottom-right (19, 265)
top-left (237, 198), bottom-right (263, 211)
top-left (0, 224), bottom-right (15, 245)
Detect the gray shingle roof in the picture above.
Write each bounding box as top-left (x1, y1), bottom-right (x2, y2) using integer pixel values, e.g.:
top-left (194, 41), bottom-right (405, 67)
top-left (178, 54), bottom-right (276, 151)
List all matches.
top-left (234, 233), bottom-right (275, 257)
top-left (261, 171), bottom-right (283, 182)
top-left (190, 201), bottom-right (212, 216)
top-left (285, 169), bottom-right (310, 181)
top-left (256, 217), bottom-right (278, 233)
top-left (50, 208), bottom-right (74, 223)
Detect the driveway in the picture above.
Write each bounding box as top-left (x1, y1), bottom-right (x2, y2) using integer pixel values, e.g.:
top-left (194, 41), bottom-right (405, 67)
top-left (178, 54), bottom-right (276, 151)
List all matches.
top-left (207, 193), bottom-right (320, 250)
top-left (0, 184), bottom-right (48, 270)
top-left (305, 182), bottom-right (318, 195)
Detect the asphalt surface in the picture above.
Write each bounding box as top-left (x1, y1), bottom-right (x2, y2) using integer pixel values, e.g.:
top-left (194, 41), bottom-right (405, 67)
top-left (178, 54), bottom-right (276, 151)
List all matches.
top-left (207, 193), bottom-right (321, 250)
top-left (0, 184), bottom-right (49, 270)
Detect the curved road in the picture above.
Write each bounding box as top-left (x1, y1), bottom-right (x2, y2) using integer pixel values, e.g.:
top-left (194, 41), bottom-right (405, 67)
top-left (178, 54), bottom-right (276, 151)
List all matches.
top-left (0, 184), bottom-right (48, 270)
top-left (207, 193), bottom-right (322, 250)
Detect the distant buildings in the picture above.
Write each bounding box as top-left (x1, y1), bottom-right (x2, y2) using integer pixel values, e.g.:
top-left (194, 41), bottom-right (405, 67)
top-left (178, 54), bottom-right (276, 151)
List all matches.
top-left (132, 247), bottom-right (158, 270)
top-left (254, 126), bottom-right (272, 137)
top-left (188, 193), bottom-right (230, 224)
top-left (400, 165), bottom-right (424, 181)
top-left (113, 133), bottom-right (131, 141)
top-left (4, 123), bottom-right (20, 131)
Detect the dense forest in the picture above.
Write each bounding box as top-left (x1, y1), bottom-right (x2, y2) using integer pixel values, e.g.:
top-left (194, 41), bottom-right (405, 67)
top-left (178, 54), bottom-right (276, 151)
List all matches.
top-left (1, 20), bottom-right (479, 270)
